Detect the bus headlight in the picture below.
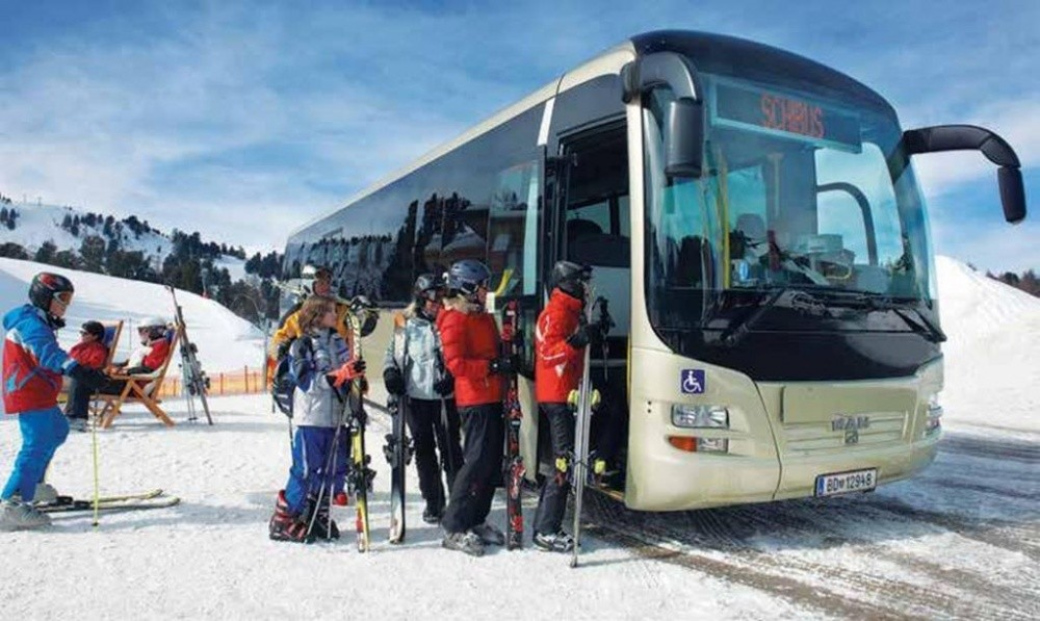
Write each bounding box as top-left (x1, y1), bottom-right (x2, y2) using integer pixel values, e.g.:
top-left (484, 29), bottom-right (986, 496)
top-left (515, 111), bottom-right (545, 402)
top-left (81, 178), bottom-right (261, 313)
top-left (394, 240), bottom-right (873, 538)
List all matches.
top-left (925, 394), bottom-right (943, 434)
top-left (672, 404), bottom-right (729, 429)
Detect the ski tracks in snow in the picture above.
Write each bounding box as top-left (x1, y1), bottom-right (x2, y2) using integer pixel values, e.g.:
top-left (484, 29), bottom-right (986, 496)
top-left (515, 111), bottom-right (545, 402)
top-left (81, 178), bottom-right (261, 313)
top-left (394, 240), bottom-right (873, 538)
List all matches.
top-left (584, 431), bottom-right (1039, 620)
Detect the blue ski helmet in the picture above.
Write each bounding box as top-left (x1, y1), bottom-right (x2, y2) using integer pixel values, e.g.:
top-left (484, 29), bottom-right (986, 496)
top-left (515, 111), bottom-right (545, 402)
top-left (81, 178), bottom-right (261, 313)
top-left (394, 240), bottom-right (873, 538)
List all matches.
top-left (446, 260), bottom-right (491, 298)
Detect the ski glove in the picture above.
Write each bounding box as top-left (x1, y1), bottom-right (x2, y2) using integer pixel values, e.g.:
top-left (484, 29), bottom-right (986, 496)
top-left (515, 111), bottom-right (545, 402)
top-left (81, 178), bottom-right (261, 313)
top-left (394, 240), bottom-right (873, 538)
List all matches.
top-left (434, 372), bottom-right (454, 396)
top-left (69, 364), bottom-right (107, 390)
top-left (383, 367), bottom-right (406, 396)
top-left (330, 359), bottom-right (366, 388)
top-left (488, 355), bottom-right (519, 375)
top-left (566, 324), bottom-right (597, 349)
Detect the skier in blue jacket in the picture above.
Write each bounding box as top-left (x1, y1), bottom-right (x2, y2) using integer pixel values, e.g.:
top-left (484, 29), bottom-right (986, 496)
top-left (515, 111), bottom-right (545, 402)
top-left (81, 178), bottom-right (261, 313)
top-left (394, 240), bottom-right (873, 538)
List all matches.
top-left (0, 273), bottom-right (107, 531)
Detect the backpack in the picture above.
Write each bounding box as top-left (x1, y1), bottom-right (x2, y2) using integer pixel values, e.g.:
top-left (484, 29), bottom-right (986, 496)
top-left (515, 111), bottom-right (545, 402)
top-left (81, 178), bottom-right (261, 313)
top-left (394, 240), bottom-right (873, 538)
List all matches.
top-left (271, 337), bottom-right (312, 418)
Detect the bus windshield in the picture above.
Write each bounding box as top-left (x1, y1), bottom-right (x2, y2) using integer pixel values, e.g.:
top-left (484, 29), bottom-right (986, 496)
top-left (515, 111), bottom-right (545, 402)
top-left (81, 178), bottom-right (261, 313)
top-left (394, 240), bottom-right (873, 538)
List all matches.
top-left (643, 72), bottom-right (938, 339)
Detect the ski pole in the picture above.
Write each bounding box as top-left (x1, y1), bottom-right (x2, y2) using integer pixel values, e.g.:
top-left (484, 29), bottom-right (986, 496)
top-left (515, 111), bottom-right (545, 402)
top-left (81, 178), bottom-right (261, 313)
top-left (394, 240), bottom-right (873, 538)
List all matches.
top-left (91, 414), bottom-right (100, 528)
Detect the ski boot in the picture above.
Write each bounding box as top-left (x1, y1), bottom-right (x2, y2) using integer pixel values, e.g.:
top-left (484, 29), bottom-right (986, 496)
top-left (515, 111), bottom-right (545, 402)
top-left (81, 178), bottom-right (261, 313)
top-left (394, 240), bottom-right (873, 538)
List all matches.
top-left (306, 494), bottom-right (340, 540)
top-left (0, 498), bottom-right (51, 531)
top-left (471, 522), bottom-right (505, 547)
top-left (533, 530), bottom-right (575, 553)
top-left (33, 482), bottom-right (59, 505)
top-left (442, 530), bottom-right (484, 557)
top-left (422, 501), bottom-right (443, 525)
top-left (268, 491), bottom-right (313, 544)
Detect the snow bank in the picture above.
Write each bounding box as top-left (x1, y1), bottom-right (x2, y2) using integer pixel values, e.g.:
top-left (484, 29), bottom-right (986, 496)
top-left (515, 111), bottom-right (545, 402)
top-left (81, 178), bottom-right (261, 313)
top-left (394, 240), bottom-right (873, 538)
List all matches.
top-left (0, 257), bottom-right (265, 375)
top-left (935, 255), bottom-right (1040, 434)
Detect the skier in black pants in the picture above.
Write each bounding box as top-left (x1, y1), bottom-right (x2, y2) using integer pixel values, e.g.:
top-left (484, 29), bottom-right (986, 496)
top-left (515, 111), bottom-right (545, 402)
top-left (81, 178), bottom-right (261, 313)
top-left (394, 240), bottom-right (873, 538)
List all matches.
top-left (436, 259), bottom-right (513, 557)
top-left (382, 274), bottom-right (463, 524)
top-left (532, 261), bottom-right (595, 552)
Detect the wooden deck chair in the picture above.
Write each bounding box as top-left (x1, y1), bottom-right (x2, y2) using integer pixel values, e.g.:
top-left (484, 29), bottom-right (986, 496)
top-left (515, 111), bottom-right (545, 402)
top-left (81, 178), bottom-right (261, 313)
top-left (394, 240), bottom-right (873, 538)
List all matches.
top-left (95, 324), bottom-right (181, 428)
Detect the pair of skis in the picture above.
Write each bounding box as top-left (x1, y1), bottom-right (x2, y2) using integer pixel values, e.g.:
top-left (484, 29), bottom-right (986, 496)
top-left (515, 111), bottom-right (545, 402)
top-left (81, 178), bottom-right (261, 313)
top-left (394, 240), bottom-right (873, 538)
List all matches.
top-left (345, 307), bottom-right (374, 552)
top-left (38, 489), bottom-right (180, 514)
top-left (384, 393), bottom-right (411, 544)
top-left (501, 301), bottom-right (526, 550)
top-left (385, 312), bottom-right (414, 545)
top-left (165, 286), bottom-right (213, 425)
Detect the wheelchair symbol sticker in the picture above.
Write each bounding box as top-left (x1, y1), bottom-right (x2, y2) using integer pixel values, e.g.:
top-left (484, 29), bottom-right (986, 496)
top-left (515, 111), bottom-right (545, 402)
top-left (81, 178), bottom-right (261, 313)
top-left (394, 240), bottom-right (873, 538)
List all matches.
top-left (681, 369), bottom-right (705, 394)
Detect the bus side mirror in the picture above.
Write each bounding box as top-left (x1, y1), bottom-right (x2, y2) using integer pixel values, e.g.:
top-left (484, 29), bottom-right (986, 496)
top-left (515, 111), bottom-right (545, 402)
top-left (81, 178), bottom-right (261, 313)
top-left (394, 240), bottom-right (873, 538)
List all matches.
top-left (665, 98), bottom-right (704, 178)
top-left (903, 124), bottom-right (1027, 224)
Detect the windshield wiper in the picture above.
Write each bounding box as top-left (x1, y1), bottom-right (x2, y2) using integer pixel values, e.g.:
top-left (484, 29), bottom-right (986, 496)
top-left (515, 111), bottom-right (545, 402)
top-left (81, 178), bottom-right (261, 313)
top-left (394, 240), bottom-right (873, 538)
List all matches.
top-left (854, 294), bottom-right (947, 343)
top-left (712, 288), bottom-right (826, 348)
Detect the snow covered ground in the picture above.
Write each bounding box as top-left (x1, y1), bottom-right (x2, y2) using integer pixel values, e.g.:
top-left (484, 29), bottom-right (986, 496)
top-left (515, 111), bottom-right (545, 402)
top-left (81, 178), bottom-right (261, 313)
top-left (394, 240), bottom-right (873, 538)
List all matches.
top-left (0, 256), bottom-right (1037, 619)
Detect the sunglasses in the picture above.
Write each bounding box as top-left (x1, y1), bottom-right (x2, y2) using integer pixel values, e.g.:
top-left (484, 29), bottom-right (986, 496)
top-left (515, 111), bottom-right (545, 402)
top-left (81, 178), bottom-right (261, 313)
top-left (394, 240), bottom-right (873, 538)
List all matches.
top-left (54, 291), bottom-right (74, 307)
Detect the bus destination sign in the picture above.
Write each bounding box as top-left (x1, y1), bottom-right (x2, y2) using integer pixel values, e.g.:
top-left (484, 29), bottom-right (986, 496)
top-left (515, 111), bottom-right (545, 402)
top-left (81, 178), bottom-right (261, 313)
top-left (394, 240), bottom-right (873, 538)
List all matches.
top-left (712, 80), bottom-right (862, 152)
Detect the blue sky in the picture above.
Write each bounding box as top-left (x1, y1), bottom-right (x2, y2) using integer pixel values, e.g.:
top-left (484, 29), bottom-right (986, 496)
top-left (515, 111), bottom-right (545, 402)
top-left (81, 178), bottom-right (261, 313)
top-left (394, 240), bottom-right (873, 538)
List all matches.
top-left (0, 0), bottom-right (1037, 272)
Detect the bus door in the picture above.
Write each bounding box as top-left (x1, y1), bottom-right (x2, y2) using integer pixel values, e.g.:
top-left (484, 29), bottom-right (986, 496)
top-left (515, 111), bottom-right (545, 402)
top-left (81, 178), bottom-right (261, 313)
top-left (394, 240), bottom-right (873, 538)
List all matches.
top-left (550, 120), bottom-right (632, 487)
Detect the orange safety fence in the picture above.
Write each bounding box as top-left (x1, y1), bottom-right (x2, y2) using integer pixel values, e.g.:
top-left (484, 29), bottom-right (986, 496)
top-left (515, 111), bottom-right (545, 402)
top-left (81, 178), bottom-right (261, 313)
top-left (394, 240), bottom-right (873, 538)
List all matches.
top-left (155, 366), bottom-right (270, 398)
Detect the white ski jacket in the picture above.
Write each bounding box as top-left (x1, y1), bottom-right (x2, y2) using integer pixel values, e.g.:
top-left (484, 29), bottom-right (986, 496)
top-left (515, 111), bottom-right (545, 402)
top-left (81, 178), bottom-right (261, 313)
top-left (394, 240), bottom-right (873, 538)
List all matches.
top-left (291, 329), bottom-right (350, 428)
top-left (382, 309), bottom-right (450, 401)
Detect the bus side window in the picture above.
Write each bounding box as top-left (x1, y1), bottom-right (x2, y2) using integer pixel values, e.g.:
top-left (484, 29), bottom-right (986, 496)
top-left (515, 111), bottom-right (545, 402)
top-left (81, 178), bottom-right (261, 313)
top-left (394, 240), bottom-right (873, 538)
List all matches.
top-left (488, 159), bottom-right (540, 298)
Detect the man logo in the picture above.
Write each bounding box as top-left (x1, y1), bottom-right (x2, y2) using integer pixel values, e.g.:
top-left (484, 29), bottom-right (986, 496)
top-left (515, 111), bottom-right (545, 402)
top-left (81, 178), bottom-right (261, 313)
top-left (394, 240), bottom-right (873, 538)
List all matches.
top-left (832, 415), bottom-right (870, 445)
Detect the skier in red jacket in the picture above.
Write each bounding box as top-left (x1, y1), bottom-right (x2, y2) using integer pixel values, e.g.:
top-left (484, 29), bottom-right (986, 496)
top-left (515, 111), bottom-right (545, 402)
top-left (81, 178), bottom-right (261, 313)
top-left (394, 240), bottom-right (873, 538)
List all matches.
top-left (64, 320), bottom-right (110, 428)
top-left (437, 259), bottom-right (515, 557)
top-left (532, 261), bottom-right (595, 552)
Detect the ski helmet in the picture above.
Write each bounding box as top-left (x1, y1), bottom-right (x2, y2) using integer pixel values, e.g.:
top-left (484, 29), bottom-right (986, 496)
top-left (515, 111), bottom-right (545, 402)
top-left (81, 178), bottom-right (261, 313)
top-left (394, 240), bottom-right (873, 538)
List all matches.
top-left (29, 272), bottom-right (75, 311)
top-left (138, 316), bottom-right (168, 340)
top-left (413, 273), bottom-right (444, 304)
top-left (446, 259), bottom-right (491, 298)
top-left (550, 260), bottom-right (591, 299)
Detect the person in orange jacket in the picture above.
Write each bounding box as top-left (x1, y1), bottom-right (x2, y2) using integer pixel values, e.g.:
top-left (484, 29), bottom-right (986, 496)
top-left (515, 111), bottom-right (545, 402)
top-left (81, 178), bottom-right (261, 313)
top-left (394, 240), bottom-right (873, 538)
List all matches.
top-left (64, 320), bottom-right (110, 427)
top-left (532, 261), bottom-right (595, 552)
top-left (436, 259), bottom-right (515, 557)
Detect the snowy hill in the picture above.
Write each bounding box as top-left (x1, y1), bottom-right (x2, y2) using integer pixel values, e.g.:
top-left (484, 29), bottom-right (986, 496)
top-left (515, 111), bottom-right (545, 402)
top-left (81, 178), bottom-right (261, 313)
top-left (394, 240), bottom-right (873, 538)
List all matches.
top-left (0, 257), bottom-right (265, 378)
top-left (935, 255), bottom-right (1040, 433)
top-left (0, 200), bottom-right (247, 277)
top-left (0, 201), bottom-right (171, 263)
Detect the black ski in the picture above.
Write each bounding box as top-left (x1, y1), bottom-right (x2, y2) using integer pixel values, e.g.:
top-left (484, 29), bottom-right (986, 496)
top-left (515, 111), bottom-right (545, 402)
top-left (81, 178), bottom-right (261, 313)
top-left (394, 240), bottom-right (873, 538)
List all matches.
top-left (166, 285), bottom-right (213, 425)
top-left (570, 292), bottom-right (596, 568)
top-left (385, 393), bottom-right (410, 543)
top-left (501, 300), bottom-right (525, 550)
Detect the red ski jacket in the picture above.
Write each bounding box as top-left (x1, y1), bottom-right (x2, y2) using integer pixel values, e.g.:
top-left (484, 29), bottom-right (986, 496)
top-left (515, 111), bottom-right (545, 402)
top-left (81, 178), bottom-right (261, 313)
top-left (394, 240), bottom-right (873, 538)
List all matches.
top-left (2, 305), bottom-right (77, 414)
top-left (141, 337), bottom-right (171, 371)
top-left (535, 290), bottom-right (585, 403)
top-left (437, 303), bottom-right (503, 407)
top-left (69, 340), bottom-right (108, 370)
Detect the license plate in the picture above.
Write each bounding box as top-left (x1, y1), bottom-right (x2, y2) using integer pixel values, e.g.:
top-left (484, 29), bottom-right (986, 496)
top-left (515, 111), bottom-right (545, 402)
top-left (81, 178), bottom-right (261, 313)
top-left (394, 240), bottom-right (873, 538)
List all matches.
top-left (814, 468), bottom-right (877, 497)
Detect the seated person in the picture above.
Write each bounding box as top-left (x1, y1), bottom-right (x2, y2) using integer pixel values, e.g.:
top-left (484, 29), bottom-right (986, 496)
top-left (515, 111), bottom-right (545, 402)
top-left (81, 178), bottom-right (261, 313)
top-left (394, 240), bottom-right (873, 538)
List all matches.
top-left (64, 321), bottom-right (111, 425)
top-left (98, 317), bottom-right (171, 395)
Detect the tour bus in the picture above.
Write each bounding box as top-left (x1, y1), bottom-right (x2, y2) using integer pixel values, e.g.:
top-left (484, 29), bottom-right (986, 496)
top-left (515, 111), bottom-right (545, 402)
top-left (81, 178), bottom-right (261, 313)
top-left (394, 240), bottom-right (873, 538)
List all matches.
top-left (282, 31), bottom-right (1026, 511)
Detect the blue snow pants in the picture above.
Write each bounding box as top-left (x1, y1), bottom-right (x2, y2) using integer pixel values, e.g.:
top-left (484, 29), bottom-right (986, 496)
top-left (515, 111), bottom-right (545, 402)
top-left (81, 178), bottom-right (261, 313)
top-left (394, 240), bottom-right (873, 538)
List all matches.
top-left (1, 407), bottom-right (70, 501)
top-left (283, 425), bottom-right (349, 516)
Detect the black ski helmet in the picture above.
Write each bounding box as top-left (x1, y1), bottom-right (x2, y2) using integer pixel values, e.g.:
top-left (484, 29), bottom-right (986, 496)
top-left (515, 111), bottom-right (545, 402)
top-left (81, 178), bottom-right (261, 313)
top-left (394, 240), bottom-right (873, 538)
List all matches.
top-left (550, 260), bottom-right (591, 299)
top-left (446, 259), bottom-right (491, 298)
top-left (413, 273), bottom-right (444, 303)
top-left (29, 272), bottom-right (75, 311)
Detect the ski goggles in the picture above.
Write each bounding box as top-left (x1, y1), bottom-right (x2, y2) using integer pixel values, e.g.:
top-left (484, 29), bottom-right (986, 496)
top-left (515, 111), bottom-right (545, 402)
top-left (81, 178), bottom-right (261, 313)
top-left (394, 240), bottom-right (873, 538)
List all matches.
top-left (419, 288), bottom-right (445, 302)
top-left (53, 291), bottom-right (74, 308)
